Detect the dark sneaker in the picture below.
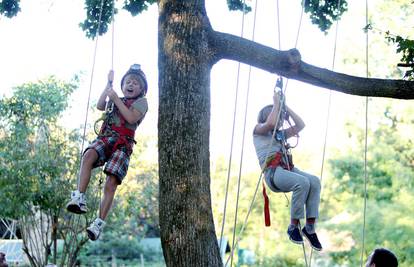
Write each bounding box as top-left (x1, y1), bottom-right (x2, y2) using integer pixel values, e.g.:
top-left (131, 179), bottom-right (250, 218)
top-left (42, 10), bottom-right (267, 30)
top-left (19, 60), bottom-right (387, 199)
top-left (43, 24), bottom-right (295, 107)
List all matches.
top-left (66, 190), bottom-right (87, 214)
top-left (301, 227), bottom-right (323, 251)
top-left (287, 226), bottom-right (303, 244)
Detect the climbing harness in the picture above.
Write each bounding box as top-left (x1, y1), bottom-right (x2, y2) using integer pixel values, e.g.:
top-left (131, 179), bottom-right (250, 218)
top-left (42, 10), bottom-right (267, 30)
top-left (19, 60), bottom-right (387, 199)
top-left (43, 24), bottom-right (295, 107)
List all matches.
top-left (94, 97), bottom-right (140, 156)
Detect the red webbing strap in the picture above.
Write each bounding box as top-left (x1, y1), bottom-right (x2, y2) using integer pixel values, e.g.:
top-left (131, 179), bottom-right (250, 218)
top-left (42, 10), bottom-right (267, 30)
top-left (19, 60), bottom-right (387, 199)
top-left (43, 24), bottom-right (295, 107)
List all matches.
top-left (110, 125), bottom-right (135, 154)
top-left (262, 179), bottom-right (271, 227)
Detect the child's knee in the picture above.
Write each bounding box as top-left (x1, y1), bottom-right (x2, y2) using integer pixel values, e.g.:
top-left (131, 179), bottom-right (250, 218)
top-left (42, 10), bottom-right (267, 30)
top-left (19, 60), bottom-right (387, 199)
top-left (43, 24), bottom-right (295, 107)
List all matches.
top-left (309, 175), bottom-right (321, 190)
top-left (83, 149), bottom-right (98, 164)
top-left (104, 176), bottom-right (119, 192)
top-left (296, 178), bottom-right (310, 192)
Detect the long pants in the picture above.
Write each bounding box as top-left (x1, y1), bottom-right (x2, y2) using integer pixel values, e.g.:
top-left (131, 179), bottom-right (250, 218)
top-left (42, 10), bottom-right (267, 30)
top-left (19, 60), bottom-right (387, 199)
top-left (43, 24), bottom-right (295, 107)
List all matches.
top-left (265, 166), bottom-right (321, 220)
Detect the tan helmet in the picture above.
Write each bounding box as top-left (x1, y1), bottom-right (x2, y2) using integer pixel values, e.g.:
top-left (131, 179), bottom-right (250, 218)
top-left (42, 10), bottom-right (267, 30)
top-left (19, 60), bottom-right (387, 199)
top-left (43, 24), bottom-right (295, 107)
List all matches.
top-left (120, 64), bottom-right (148, 96)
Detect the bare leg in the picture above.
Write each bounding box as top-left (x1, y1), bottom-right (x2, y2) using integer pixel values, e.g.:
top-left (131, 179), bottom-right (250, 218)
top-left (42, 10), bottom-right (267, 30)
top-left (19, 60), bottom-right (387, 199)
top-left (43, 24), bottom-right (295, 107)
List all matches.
top-left (99, 175), bottom-right (119, 220)
top-left (78, 149), bottom-right (98, 193)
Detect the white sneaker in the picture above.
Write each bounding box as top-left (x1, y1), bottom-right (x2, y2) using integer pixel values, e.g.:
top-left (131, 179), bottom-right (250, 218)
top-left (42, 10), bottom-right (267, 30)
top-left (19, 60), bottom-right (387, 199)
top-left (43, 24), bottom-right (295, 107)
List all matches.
top-left (66, 190), bottom-right (87, 214)
top-left (86, 218), bottom-right (106, 241)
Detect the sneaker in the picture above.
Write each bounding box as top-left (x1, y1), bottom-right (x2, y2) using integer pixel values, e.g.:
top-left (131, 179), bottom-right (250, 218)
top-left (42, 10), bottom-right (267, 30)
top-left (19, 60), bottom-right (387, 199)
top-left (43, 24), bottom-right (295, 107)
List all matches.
top-left (86, 218), bottom-right (106, 241)
top-left (301, 227), bottom-right (323, 251)
top-left (287, 226), bottom-right (303, 244)
top-left (66, 190), bottom-right (87, 214)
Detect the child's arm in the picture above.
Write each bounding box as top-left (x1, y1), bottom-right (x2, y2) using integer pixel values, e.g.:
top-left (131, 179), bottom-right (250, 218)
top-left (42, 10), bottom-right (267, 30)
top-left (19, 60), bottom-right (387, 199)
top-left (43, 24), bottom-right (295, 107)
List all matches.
top-left (253, 92), bottom-right (282, 135)
top-left (284, 106), bottom-right (305, 139)
top-left (97, 70), bottom-right (114, 111)
top-left (106, 90), bottom-right (144, 124)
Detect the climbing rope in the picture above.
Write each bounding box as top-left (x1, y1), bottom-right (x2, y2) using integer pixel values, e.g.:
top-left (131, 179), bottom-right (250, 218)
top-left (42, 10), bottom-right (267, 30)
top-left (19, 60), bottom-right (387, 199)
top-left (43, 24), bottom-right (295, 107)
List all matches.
top-left (360, 0), bottom-right (370, 266)
top-left (68, 0), bottom-right (115, 262)
top-left (218, 0), bottom-right (248, 255)
top-left (224, 1), bottom-right (308, 265)
top-left (228, 0), bottom-right (262, 264)
top-left (308, 0), bottom-right (342, 265)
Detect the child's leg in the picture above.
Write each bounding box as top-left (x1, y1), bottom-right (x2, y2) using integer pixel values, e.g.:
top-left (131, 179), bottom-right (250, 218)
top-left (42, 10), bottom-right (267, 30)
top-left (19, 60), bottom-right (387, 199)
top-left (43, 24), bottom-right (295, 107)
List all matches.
top-left (273, 167), bottom-right (310, 220)
top-left (78, 149), bottom-right (99, 193)
top-left (292, 168), bottom-right (321, 219)
top-left (99, 175), bottom-right (119, 220)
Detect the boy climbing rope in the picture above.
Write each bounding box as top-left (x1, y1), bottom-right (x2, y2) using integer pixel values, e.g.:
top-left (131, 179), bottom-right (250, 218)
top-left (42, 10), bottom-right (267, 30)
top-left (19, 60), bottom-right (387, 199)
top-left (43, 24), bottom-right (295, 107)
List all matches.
top-left (252, 88), bottom-right (322, 251)
top-left (66, 64), bottom-right (148, 241)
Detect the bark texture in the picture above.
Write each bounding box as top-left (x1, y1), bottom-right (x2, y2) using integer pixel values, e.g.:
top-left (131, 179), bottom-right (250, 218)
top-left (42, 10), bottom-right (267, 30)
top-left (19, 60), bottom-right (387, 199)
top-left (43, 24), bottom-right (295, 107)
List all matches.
top-left (158, 1), bottom-right (222, 266)
top-left (209, 31), bottom-right (414, 99)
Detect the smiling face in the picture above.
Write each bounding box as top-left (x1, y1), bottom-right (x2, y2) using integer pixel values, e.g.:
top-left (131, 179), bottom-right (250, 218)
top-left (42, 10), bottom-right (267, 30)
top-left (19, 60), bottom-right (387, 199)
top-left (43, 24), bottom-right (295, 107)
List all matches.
top-left (121, 74), bottom-right (145, 98)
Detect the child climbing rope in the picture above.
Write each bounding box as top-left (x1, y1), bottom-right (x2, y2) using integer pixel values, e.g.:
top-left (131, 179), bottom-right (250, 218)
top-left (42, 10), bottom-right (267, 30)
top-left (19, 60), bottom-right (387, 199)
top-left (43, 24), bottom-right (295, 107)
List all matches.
top-left (66, 64), bottom-right (148, 241)
top-left (252, 89), bottom-right (322, 251)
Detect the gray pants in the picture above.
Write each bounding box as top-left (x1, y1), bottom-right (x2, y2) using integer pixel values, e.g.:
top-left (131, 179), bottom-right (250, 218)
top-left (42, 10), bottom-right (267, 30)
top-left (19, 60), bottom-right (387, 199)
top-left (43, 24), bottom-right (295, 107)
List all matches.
top-left (265, 167), bottom-right (321, 220)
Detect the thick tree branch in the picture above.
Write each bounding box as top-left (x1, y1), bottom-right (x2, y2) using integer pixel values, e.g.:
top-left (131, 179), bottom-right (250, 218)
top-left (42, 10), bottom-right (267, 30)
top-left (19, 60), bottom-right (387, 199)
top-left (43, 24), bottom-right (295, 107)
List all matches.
top-left (209, 30), bottom-right (414, 100)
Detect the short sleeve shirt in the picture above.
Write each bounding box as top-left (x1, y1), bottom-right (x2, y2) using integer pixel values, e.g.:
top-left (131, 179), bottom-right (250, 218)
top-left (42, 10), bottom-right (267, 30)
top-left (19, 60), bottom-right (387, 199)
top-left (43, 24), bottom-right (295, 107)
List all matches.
top-left (106, 97), bottom-right (148, 131)
top-left (253, 132), bottom-right (282, 167)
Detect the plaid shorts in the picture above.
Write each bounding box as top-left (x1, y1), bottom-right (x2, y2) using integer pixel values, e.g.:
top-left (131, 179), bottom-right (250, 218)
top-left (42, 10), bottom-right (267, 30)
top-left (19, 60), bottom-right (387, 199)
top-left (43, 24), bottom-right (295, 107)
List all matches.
top-left (85, 136), bottom-right (133, 184)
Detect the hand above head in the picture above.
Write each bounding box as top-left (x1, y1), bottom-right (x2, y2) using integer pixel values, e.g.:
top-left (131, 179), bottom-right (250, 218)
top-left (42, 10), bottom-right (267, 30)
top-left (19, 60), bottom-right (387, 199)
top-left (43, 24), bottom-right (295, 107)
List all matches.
top-left (107, 69), bottom-right (114, 85)
top-left (273, 90), bottom-right (280, 105)
top-left (273, 90), bottom-right (285, 106)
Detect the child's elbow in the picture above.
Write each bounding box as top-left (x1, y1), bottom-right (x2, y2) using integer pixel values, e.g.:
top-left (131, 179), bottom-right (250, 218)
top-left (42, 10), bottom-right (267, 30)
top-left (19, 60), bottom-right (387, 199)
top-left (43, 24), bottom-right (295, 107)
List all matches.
top-left (126, 117), bottom-right (138, 124)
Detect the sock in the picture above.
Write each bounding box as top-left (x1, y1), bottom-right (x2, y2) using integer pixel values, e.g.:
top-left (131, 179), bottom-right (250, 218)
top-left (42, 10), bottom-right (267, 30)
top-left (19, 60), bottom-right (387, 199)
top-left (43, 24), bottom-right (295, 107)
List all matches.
top-left (290, 218), bottom-right (300, 226)
top-left (288, 224), bottom-right (298, 231)
top-left (305, 223), bottom-right (315, 234)
top-left (289, 219), bottom-right (300, 231)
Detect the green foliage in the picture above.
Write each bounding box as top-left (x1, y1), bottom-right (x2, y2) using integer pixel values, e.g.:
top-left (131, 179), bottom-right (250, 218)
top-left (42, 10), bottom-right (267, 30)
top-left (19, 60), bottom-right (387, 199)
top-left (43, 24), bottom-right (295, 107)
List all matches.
top-left (0, 0), bottom-right (20, 18)
top-left (323, 102), bottom-right (414, 265)
top-left (80, 0), bottom-right (157, 38)
top-left (80, 0), bottom-right (116, 39)
top-left (386, 34), bottom-right (414, 79)
top-left (0, 76), bottom-right (91, 266)
top-left (226, 0), bottom-right (252, 13)
top-left (80, 232), bottom-right (163, 262)
top-left (0, 76), bottom-right (78, 218)
top-left (123, 0), bottom-right (157, 16)
top-left (303, 0), bottom-right (348, 33)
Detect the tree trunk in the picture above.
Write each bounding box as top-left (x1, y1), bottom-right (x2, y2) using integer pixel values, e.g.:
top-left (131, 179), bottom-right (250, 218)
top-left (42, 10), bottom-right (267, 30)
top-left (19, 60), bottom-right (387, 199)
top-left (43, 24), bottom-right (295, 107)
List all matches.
top-left (158, 1), bottom-right (222, 266)
top-left (52, 215), bottom-right (58, 264)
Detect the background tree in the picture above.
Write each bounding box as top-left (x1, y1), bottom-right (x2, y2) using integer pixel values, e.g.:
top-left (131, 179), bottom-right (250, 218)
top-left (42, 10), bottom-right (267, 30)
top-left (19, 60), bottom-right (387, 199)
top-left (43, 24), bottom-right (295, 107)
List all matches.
top-left (2, 0), bottom-right (414, 266)
top-left (0, 76), bottom-right (99, 266)
top-left (320, 102), bottom-right (414, 266)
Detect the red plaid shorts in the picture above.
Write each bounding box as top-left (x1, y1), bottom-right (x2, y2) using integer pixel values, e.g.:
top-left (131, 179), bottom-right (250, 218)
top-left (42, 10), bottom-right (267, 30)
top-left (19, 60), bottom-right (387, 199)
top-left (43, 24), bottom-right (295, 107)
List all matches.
top-left (85, 136), bottom-right (133, 184)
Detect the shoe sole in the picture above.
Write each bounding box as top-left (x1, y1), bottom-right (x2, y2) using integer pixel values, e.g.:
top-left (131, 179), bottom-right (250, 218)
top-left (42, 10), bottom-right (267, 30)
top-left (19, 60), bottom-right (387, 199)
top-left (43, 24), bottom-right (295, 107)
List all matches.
top-left (86, 229), bottom-right (98, 241)
top-left (66, 204), bottom-right (87, 214)
top-left (289, 237), bottom-right (304, 245)
top-left (301, 231), bottom-right (322, 251)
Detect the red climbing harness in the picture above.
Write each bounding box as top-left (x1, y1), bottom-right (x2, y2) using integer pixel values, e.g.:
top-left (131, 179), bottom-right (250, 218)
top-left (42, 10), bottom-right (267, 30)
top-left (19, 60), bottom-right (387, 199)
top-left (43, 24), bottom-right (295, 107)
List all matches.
top-left (98, 98), bottom-right (139, 155)
top-left (262, 150), bottom-right (295, 227)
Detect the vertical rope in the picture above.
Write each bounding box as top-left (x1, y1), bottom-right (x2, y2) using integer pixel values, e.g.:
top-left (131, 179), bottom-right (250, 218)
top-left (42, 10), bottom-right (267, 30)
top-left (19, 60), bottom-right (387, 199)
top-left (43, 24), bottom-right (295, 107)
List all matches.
top-left (229, 1), bottom-right (260, 266)
top-left (224, 81), bottom-right (287, 267)
top-left (224, 1), bottom-right (307, 265)
top-left (110, 0), bottom-right (115, 70)
top-left (77, 0), bottom-right (107, 186)
top-left (360, 0), bottom-right (369, 266)
top-left (309, 2), bottom-right (342, 266)
top-left (68, 1), bottom-right (107, 263)
top-left (218, 0), bottom-right (248, 254)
